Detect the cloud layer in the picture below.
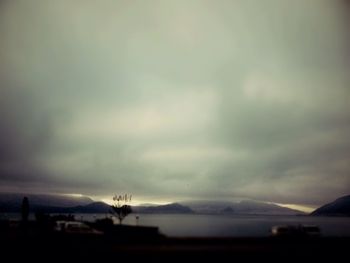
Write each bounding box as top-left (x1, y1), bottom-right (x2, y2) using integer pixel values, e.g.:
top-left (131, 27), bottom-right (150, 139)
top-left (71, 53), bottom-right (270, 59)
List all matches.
top-left (1, 0), bottom-right (349, 205)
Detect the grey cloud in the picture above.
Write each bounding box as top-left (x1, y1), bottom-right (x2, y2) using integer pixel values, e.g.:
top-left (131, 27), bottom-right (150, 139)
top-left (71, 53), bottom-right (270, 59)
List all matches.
top-left (0, 0), bottom-right (349, 206)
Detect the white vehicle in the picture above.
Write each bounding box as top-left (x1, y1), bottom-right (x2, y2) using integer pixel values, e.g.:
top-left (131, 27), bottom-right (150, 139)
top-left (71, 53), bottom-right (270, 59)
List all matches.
top-left (271, 224), bottom-right (321, 237)
top-left (54, 221), bottom-right (102, 235)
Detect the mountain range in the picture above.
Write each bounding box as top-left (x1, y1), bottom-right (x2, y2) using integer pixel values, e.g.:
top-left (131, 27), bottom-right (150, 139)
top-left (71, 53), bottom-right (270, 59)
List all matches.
top-left (0, 193), bottom-right (304, 215)
top-left (2, 192), bottom-right (350, 216)
top-left (180, 200), bottom-right (303, 215)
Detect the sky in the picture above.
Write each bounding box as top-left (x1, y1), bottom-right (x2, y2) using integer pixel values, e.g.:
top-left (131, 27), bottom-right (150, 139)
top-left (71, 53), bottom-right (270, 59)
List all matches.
top-left (0, 0), bottom-right (349, 208)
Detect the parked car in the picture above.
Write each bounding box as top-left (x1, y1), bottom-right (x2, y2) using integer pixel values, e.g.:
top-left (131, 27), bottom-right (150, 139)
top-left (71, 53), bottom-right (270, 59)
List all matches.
top-left (54, 221), bottom-right (102, 235)
top-left (271, 224), bottom-right (321, 237)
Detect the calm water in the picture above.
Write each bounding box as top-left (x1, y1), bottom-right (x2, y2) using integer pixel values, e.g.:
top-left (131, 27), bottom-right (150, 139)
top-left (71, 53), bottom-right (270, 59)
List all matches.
top-left (2, 213), bottom-right (350, 237)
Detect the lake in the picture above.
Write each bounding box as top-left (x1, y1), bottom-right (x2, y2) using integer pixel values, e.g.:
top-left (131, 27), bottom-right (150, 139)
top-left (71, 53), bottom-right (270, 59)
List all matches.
top-left (2, 213), bottom-right (350, 237)
top-left (122, 214), bottom-right (350, 237)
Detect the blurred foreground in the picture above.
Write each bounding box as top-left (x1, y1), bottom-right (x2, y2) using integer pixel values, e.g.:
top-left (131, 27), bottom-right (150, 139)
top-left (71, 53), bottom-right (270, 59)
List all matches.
top-left (0, 218), bottom-right (349, 262)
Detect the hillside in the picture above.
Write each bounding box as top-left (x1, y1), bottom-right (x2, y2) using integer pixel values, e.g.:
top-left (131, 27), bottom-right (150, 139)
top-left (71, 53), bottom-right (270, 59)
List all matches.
top-left (0, 193), bottom-right (93, 212)
top-left (311, 195), bottom-right (350, 216)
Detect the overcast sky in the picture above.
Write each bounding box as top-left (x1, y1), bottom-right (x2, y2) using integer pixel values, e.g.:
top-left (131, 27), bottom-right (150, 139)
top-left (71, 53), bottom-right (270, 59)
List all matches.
top-left (0, 0), bottom-right (349, 206)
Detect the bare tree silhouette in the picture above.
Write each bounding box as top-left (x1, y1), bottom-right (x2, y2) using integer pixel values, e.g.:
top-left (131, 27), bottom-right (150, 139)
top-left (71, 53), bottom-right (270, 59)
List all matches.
top-left (110, 194), bottom-right (132, 225)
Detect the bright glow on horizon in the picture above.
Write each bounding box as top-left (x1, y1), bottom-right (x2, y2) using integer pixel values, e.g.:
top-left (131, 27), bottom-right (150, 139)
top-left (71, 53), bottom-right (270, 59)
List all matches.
top-left (275, 203), bottom-right (317, 214)
top-left (93, 195), bottom-right (173, 206)
top-left (95, 196), bottom-right (317, 213)
top-left (59, 193), bottom-right (84, 198)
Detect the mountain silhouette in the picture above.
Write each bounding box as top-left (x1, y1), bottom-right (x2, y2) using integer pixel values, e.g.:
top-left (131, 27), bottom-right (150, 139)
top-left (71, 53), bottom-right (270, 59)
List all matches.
top-left (311, 195), bottom-right (350, 216)
top-left (134, 203), bottom-right (194, 214)
top-left (180, 200), bottom-right (304, 215)
top-left (0, 193), bottom-right (93, 212)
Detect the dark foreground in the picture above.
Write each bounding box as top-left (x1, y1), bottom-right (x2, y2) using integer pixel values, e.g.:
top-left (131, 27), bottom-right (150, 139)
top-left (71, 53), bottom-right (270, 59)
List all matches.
top-left (1, 221), bottom-right (349, 262)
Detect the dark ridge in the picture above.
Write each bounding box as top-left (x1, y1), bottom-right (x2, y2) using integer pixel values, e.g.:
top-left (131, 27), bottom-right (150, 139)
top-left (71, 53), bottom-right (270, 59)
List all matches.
top-left (311, 195), bottom-right (350, 216)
